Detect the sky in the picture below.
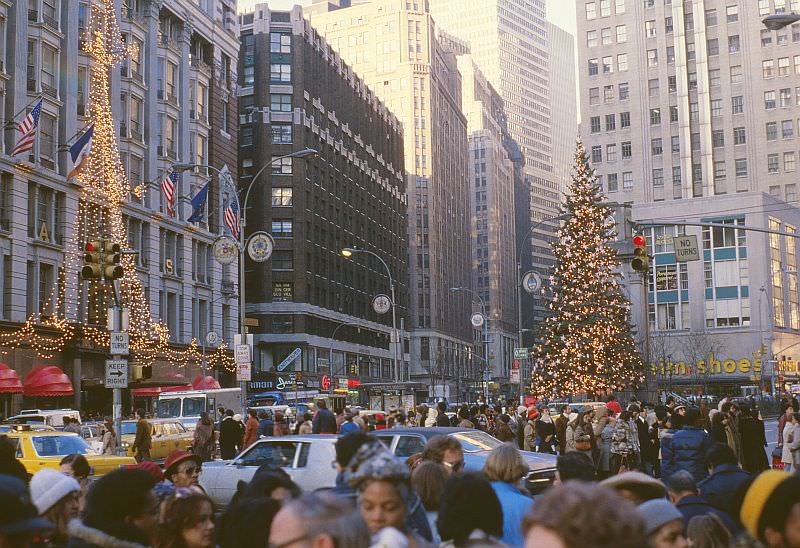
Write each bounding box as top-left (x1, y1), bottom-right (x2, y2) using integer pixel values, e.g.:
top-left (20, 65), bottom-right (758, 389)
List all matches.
top-left (237, 0), bottom-right (579, 36)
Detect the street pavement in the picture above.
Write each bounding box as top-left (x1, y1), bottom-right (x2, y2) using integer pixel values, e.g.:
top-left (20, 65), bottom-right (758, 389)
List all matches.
top-left (766, 417), bottom-right (779, 456)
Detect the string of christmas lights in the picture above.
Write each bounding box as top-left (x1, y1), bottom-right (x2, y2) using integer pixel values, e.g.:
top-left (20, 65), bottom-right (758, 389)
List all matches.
top-left (530, 140), bottom-right (644, 398)
top-left (0, 0), bottom-right (234, 374)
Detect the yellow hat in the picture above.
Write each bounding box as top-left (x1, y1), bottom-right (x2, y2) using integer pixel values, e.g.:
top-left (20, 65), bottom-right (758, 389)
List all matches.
top-left (740, 470), bottom-right (792, 539)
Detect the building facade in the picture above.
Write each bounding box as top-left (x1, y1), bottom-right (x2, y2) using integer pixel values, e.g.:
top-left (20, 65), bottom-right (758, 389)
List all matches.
top-left (456, 55), bottom-right (519, 390)
top-left (238, 5), bottom-right (409, 395)
top-left (577, 0), bottom-right (800, 395)
top-left (428, 0), bottom-right (576, 333)
top-left (0, 0), bottom-right (240, 415)
top-left (308, 0), bottom-right (478, 400)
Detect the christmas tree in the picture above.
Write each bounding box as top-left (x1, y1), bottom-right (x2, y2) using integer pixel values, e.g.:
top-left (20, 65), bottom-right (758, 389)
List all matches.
top-left (530, 140), bottom-right (643, 397)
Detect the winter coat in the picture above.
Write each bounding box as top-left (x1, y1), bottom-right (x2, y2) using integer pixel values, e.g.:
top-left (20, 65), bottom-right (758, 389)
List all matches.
top-left (458, 419), bottom-right (475, 429)
top-left (436, 412), bottom-right (451, 427)
top-left (491, 481), bottom-right (533, 547)
top-left (312, 408), bottom-right (337, 434)
top-left (555, 414), bottom-right (569, 454)
top-left (636, 417), bottom-right (654, 461)
top-left (535, 419), bottom-right (556, 451)
top-left (782, 422), bottom-right (797, 464)
top-left (739, 416), bottom-right (769, 473)
top-left (219, 416), bottom-right (243, 460)
top-left (192, 420), bottom-right (215, 462)
top-left (424, 408), bottom-right (439, 428)
top-left (610, 419), bottom-right (635, 456)
top-left (257, 417), bottom-right (274, 437)
top-left (675, 495), bottom-right (738, 533)
top-left (495, 421), bottom-right (516, 443)
top-left (340, 421), bottom-right (360, 435)
top-left (662, 426), bottom-right (712, 482)
top-left (131, 418), bottom-right (151, 454)
top-left (725, 415), bottom-right (743, 463)
top-left (597, 422), bottom-right (615, 472)
top-left (298, 420), bottom-right (313, 435)
top-left (66, 520), bottom-right (148, 548)
top-left (523, 421), bottom-right (536, 451)
top-left (101, 431), bottom-right (116, 455)
top-left (243, 416), bottom-right (259, 448)
top-left (697, 463), bottom-right (751, 516)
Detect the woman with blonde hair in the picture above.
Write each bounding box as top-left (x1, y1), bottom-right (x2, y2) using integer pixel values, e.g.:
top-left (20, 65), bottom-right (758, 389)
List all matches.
top-left (686, 514), bottom-right (731, 548)
top-left (482, 443), bottom-right (533, 546)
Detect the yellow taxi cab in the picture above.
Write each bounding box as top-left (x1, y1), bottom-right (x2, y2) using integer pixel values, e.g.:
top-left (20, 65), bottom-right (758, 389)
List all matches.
top-left (4, 425), bottom-right (135, 476)
top-left (119, 418), bottom-right (194, 460)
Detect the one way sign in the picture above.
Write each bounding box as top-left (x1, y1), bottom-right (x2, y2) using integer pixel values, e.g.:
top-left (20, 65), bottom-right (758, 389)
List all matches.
top-left (105, 359), bottom-right (128, 388)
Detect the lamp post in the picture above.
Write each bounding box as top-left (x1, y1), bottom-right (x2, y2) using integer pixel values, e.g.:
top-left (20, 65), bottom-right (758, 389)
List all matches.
top-left (341, 247), bottom-right (400, 383)
top-left (762, 13), bottom-right (800, 30)
top-left (450, 286), bottom-right (489, 402)
top-left (173, 148), bottom-right (318, 407)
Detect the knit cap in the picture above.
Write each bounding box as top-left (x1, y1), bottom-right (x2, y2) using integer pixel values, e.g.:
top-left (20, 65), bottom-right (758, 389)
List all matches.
top-left (29, 469), bottom-right (80, 515)
top-left (637, 499), bottom-right (683, 536)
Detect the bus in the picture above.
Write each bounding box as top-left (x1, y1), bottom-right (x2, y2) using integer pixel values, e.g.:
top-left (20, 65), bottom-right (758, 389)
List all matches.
top-left (156, 388), bottom-right (241, 430)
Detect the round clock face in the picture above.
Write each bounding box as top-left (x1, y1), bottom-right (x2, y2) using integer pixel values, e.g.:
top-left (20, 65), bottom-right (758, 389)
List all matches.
top-left (247, 232), bottom-right (275, 263)
top-left (206, 331), bottom-right (220, 346)
top-left (213, 236), bottom-right (239, 265)
top-left (471, 313), bottom-right (485, 328)
top-left (372, 294), bottom-right (392, 315)
top-left (523, 272), bottom-right (542, 294)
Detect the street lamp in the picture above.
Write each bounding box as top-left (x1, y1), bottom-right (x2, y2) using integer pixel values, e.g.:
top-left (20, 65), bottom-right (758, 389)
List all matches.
top-left (450, 286), bottom-right (489, 401)
top-left (762, 13), bottom-right (800, 30)
top-left (174, 148), bottom-right (318, 406)
top-left (340, 247), bottom-right (400, 383)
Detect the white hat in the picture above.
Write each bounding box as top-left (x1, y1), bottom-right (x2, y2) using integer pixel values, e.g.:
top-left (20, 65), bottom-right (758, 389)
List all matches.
top-left (233, 413), bottom-right (242, 422)
top-left (29, 469), bottom-right (80, 515)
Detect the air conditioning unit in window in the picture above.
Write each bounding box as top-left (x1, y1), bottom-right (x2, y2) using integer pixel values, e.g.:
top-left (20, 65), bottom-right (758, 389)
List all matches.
top-left (165, 258), bottom-right (174, 274)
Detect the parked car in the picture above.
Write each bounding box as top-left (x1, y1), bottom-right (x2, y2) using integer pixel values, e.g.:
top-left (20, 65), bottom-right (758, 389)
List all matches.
top-left (373, 427), bottom-right (557, 495)
top-left (4, 425), bottom-right (135, 476)
top-left (116, 419), bottom-right (194, 461)
top-left (200, 435), bottom-right (338, 508)
top-left (7, 409), bottom-right (81, 427)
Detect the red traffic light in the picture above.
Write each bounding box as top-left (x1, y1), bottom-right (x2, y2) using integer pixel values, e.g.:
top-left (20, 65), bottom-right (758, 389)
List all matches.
top-left (633, 234), bottom-right (646, 247)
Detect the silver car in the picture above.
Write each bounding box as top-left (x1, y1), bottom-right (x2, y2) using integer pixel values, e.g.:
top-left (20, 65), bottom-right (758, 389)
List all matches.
top-left (199, 435), bottom-right (338, 507)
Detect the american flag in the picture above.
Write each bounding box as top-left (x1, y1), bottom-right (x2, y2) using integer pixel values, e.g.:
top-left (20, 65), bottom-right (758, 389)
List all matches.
top-left (11, 98), bottom-right (44, 156)
top-left (161, 171), bottom-right (178, 216)
top-left (224, 197), bottom-right (240, 239)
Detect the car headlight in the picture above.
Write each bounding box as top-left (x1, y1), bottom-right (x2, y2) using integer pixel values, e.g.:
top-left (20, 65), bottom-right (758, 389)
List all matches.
top-left (121, 442), bottom-right (130, 448)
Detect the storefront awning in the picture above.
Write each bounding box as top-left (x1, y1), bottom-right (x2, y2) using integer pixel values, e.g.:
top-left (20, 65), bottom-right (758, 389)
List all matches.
top-left (132, 384), bottom-right (192, 397)
top-left (192, 375), bottom-right (220, 390)
top-left (0, 363), bottom-right (23, 393)
top-left (23, 365), bottom-right (74, 397)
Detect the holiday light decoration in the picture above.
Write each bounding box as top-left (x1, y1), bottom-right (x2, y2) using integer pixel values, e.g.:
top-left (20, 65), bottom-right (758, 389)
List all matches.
top-left (0, 0), bottom-right (232, 374)
top-left (530, 140), bottom-right (644, 398)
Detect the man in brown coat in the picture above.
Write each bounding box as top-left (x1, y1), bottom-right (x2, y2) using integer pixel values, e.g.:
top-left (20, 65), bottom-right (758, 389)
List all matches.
top-left (555, 405), bottom-right (571, 455)
top-left (131, 408), bottom-right (152, 462)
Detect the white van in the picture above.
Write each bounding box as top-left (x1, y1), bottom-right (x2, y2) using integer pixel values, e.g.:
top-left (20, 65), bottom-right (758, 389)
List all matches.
top-left (156, 388), bottom-right (241, 430)
top-left (8, 409), bottom-right (81, 427)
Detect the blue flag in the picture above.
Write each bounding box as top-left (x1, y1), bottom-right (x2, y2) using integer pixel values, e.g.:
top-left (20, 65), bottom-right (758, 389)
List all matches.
top-left (187, 181), bottom-right (209, 223)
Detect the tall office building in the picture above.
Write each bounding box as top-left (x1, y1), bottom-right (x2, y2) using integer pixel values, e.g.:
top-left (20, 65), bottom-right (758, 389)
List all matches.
top-left (308, 0), bottom-right (477, 399)
top-left (237, 5), bottom-right (409, 395)
top-left (428, 0), bottom-right (577, 339)
top-left (576, 0), bottom-right (800, 396)
top-left (0, 0), bottom-right (239, 415)
top-left (457, 56), bottom-right (519, 388)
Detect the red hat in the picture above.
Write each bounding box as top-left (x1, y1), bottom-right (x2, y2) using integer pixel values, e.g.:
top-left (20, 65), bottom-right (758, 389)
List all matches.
top-left (527, 409), bottom-right (539, 419)
top-left (163, 450), bottom-right (201, 478)
top-left (126, 461), bottom-right (164, 482)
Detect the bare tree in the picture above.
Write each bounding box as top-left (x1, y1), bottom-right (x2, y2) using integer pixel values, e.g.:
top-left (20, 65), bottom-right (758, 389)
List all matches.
top-left (680, 331), bottom-right (727, 398)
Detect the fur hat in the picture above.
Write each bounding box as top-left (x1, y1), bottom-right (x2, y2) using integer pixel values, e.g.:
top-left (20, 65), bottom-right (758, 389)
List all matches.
top-left (638, 499), bottom-right (683, 535)
top-left (29, 469), bottom-right (80, 515)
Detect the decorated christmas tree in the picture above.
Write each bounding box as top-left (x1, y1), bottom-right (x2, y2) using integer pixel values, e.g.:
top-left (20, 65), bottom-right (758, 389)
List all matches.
top-left (530, 140), bottom-right (643, 397)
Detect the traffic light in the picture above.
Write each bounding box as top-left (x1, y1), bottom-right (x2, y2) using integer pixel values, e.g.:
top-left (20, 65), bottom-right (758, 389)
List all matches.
top-left (81, 240), bottom-right (103, 279)
top-left (631, 233), bottom-right (648, 272)
top-left (132, 365), bottom-right (152, 381)
top-left (103, 241), bottom-right (124, 280)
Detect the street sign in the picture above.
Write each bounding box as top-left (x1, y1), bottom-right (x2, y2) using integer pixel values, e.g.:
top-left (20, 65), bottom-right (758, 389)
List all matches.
top-left (673, 235), bottom-right (700, 262)
top-left (234, 344), bottom-right (251, 365)
top-left (514, 348), bottom-right (529, 359)
top-left (105, 360), bottom-right (128, 388)
top-left (512, 359), bottom-right (521, 370)
top-left (276, 347), bottom-right (302, 371)
top-left (321, 374), bottom-right (331, 391)
top-left (110, 332), bottom-right (129, 355)
top-left (510, 368), bottom-right (520, 384)
top-left (236, 362), bottom-right (251, 382)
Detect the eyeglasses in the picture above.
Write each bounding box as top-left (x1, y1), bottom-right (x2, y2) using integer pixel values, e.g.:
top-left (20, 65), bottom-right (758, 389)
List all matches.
top-left (268, 534), bottom-right (310, 548)
top-left (443, 460), bottom-right (465, 472)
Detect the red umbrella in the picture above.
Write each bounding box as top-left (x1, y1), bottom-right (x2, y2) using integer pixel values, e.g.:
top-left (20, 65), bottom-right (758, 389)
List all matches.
top-left (0, 363), bottom-right (22, 393)
top-left (192, 375), bottom-right (220, 390)
top-left (23, 365), bottom-right (74, 397)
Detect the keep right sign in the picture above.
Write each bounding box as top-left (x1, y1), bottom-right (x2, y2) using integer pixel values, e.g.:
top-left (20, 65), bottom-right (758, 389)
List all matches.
top-left (672, 235), bottom-right (700, 262)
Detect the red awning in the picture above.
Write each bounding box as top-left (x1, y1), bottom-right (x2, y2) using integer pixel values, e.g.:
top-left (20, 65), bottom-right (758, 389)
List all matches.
top-left (132, 384), bottom-right (192, 397)
top-left (192, 375), bottom-right (220, 390)
top-left (23, 365), bottom-right (74, 397)
top-left (0, 363), bottom-right (23, 393)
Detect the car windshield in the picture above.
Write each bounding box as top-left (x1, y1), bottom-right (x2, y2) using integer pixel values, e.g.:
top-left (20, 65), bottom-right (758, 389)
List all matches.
top-left (121, 422), bottom-right (137, 435)
top-left (450, 431), bottom-right (503, 453)
top-left (183, 397), bottom-right (206, 417)
top-left (157, 398), bottom-right (181, 418)
top-left (31, 435), bottom-right (95, 457)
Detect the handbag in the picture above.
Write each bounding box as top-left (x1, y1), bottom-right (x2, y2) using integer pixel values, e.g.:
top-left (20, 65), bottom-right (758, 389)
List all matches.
top-left (575, 438), bottom-right (592, 451)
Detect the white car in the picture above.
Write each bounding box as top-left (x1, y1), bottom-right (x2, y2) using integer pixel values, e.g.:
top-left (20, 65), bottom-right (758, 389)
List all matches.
top-left (199, 435), bottom-right (338, 507)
